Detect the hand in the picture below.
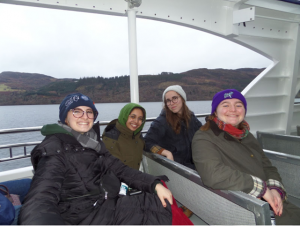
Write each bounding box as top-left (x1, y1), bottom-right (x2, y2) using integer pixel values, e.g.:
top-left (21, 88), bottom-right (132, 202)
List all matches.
top-left (155, 183), bottom-right (173, 207)
top-left (161, 150), bottom-right (174, 161)
top-left (262, 188), bottom-right (283, 216)
top-left (270, 189), bottom-right (283, 216)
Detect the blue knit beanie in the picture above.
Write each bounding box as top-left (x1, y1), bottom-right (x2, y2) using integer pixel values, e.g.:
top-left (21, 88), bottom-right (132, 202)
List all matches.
top-left (59, 93), bottom-right (98, 124)
top-left (211, 89), bottom-right (247, 115)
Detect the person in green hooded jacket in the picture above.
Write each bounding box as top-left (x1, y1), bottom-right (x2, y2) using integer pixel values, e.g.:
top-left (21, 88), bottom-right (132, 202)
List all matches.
top-left (102, 103), bottom-right (146, 170)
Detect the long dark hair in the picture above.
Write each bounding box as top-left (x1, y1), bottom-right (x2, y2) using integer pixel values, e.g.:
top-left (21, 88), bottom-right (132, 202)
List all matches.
top-left (164, 94), bottom-right (191, 134)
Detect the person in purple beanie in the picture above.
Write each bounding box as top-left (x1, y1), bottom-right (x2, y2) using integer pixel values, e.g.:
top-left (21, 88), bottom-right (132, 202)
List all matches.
top-left (192, 89), bottom-right (300, 225)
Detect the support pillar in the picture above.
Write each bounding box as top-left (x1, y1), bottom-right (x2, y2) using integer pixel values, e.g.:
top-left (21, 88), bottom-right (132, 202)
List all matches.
top-left (127, 7), bottom-right (139, 104)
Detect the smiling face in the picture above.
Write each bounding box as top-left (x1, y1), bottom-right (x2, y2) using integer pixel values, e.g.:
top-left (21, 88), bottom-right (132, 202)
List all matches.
top-left (215, 98), bottom-right (246, 128)
top-left (65, 106), bottom-right (94, 133)
top-left (165, 91), bottom-right (183, 114)
top-left (126, 108), bottom-right (144, 132)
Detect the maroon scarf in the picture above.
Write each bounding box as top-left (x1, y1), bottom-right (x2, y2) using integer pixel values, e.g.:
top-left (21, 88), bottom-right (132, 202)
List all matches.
top-left (213, 117), bottom-right (250, 140)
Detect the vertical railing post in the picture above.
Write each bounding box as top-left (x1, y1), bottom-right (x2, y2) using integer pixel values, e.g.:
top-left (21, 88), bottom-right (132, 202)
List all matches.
top-left (127, 6), bottom-right (139, 104)
top-left (9, 147), bottom-right (13, 158)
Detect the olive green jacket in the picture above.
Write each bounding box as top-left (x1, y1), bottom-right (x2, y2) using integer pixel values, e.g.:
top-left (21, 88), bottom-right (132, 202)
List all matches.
top-left (192, 121), bottom-right (300, 224)
top-left (102, 119), bottom-right (144, 170)
top-left (192, 121), bottom-right (282, 193)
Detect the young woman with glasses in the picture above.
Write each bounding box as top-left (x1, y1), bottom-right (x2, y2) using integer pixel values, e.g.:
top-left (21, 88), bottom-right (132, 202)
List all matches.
top-left (144, 85), bottom-right (202, 218)
top-left (145, 85), bottom-right (202, 170)
top-left (19, 93), bottom-right (174, 225)
top-left (102, 103), bottom-right (146, 170)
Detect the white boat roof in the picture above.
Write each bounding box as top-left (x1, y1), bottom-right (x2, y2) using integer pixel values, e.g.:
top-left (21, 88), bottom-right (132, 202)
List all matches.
top-left (0, 0), bottom-right (299, 135)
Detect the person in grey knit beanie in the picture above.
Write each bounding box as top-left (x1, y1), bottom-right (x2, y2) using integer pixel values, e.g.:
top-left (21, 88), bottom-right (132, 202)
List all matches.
top-left (145, 84), bottom-right (202, 219)
top-left (162, 85), bottom-right (187, 102)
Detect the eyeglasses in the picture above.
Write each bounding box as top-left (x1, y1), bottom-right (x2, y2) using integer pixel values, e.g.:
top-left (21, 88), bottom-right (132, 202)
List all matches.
top-left (128, 114), bottom-right (145, 123)
top-left (165, 96), bottom-right (179, 106)
top-left (71, 108), bottom-right (96, 119)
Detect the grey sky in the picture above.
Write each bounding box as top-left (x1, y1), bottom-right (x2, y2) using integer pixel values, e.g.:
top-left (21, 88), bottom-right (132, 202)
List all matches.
top-left (0, 3), bottom-right (271, 79)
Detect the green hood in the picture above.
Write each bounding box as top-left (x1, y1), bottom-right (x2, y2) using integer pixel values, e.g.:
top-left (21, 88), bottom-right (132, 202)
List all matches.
top-left (41, 123), bottom-right (73, 136)
top-left (118, 103), bottom-right (146, 135)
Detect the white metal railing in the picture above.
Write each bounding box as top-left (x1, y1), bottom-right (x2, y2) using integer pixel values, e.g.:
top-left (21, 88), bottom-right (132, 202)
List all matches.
top-left (0, 113), bottom-right (209, 162)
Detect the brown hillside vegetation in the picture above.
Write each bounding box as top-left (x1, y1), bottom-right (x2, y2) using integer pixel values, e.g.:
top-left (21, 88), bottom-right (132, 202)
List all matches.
top-left (138, 68), bottom-right (264, 101)
top-left (0, 71), bottom-right (56, 91)
top-left (0, 68), bottom-right (265, 105)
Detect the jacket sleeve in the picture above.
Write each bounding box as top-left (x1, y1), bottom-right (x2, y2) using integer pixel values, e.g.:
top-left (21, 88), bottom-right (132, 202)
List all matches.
top-left (20, 145), bottom-right (67, 225)
top-left (99, 143), bottom-right (160, 193)
top-left (192, 131), bottom-right (254, 193)
top-left (259, 145), bottom-right (287, 199)
top-left (102, 136), bottom-right (122, 161)
top-left (144, 119), bottom-right (166, 154)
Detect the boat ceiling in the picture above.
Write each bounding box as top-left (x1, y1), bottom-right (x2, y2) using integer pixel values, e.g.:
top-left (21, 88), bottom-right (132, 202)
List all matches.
top-left (279, 0), bottom-right (300, 6)
top-left (0, 0), bottom-right (300, 16)
top-left (246, 0), bottom-right (300, 14)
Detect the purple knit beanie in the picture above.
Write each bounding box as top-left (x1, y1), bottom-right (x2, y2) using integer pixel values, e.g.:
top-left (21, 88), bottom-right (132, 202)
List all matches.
top-left (211, 89), bottom-right (247, 115)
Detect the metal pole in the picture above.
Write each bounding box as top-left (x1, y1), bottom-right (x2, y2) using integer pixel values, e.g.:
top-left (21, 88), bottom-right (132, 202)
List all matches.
top-left (127, 8), bottom-right (139, 104)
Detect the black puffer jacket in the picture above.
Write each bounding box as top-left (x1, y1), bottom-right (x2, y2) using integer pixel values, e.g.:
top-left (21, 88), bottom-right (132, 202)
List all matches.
top-left (19, 123), bottom-right (172, 225)
top-left (145, 109), bottom-right (202, 169)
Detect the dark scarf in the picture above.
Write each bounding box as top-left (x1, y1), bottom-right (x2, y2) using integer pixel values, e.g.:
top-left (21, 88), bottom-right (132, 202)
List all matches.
top-left (213, 117), bottom-right (250, 140)
top-left (58, 122), bottom-right (101, 153)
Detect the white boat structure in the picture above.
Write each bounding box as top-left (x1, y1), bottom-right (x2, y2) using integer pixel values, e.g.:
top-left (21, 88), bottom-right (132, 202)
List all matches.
top-left (0, 0), bottom-right (300, 225)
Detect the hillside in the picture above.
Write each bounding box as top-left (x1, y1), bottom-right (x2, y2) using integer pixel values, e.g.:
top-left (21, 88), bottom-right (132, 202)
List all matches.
top-left (0, 71), bottom-right (56, 91)
top-left (0, 68), bottom-right (266, 105)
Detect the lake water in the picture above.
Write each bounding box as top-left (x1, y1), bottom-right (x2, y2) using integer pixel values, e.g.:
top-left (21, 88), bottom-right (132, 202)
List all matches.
top-left (0, 101), bottom-right (211, 171)
top-left (1, 98), bottom-right (300, 171)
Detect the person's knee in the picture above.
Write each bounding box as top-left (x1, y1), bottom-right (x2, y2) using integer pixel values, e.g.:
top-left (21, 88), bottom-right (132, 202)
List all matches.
top-left (1, 178), bottom-right (32, 203)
